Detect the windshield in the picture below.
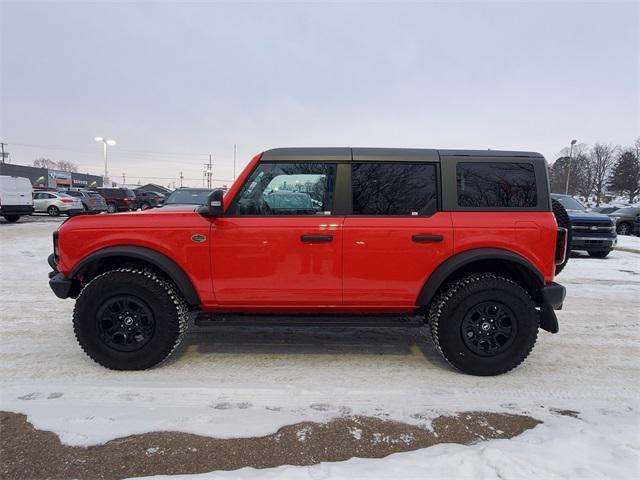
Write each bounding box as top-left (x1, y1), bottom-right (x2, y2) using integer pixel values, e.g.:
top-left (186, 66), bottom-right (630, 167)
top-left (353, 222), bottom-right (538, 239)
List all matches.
top-left (613, 207), bottom-right (639, 216)
top-left (552, 195), bottom-right (585, 211)
top-left (165, 189), bottom-right (212, 205)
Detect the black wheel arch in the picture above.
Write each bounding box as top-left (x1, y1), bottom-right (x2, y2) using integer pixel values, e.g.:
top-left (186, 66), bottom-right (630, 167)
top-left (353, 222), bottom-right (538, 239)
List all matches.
top-left (416, 248), bottom-right (558, 332)
top-left (69, 246), bottom-right (200, 307)
top-left (418, 248), bottom-right (543, 304)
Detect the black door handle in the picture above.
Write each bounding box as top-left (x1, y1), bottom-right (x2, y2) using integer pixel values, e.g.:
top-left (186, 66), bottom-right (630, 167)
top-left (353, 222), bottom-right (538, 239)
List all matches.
top-left (412, 234), bottom-right (443, 243)
top-left (301, 235), bottom-right (333, 243)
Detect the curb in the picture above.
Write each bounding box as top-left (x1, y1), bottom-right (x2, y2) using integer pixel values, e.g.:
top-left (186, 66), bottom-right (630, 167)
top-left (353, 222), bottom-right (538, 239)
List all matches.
top-left (615, 246), bottom-right (640, 255)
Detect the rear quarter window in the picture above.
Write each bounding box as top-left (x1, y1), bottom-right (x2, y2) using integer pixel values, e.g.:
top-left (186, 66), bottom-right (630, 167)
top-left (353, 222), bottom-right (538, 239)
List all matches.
top-left (457, 162), bottom-right (537, 208)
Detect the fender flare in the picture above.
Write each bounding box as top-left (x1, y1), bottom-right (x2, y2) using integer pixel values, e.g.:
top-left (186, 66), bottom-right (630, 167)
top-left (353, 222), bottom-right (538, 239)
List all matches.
top-left (70, 245), bottom-right (200, 306)
top-left (416, 248), bottom-right (544, 306)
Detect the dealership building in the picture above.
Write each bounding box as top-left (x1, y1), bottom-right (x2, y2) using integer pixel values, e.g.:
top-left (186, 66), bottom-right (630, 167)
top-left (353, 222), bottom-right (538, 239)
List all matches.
top-left (0, 163), bottom-right (103, 189)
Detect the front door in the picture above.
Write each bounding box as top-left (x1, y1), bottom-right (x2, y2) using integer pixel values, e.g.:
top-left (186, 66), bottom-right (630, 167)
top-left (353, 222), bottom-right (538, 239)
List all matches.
top-left (342, 162), bottom-right (453, 307)
top-left (211, 161), bottom-right (343, 307)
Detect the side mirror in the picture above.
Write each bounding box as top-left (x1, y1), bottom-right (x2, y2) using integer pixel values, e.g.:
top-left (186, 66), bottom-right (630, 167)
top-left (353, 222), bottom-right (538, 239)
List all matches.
top-left (197, 189), bottom-right (224, 217)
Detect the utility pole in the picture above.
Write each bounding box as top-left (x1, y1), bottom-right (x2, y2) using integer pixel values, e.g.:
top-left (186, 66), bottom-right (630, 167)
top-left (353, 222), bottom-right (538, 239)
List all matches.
top-left (233, 144), bottom-right (237, 180)
top-left (204, 155), bottom-right (213, 188)
top-left (0, 142), bottom-right (7, 164)
top-left (179, 171), bottom-right (184, 188)
top-left (122, 172), bottom-right (126, 185)
top-left (564, 139), bottom-right (577, 195)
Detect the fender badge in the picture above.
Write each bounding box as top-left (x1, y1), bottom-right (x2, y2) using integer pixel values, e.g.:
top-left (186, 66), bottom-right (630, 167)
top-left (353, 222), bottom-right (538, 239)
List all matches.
top-left (191, 234), bottom-right (207, 243)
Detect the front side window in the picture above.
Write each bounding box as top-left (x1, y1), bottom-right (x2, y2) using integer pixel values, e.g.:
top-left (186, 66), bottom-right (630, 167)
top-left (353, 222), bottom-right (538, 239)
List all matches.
top-left (457, 162), bottom-right (537, 208)
top-left (351, 163), bottom-right (437, 215)
top-left (229, 162), bottom-right (337, 216)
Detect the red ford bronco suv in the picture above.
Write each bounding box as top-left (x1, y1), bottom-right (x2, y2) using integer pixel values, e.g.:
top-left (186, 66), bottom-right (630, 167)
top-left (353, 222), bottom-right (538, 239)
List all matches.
top-left (48, 148), bottom-right (568, 375)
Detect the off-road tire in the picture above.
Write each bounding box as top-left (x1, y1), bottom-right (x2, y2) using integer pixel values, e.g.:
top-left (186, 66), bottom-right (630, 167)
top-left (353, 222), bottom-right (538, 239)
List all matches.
top-left (47, 205), bottom-right (60, 216)
top-left (3, 215), bottom-right (20, 223)
top-left (588, 249), bottom-right (611, 258)
top-left (551, 199), bottom-right (571, 275)
top-left (428, 273), bottom-right (538, 376)
top-left (73, 268), bottom-right (189, 370)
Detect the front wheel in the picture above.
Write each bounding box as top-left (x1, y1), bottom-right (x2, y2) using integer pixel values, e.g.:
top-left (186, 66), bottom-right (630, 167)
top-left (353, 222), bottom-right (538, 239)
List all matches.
top-left (140, 202), bottom-right (151, 210)
top-left (73, 268), bottom-right (189, 370)
top-left (428, 273), bottom-right (538, 376)
top-left (47, 205), bottom-right (60, 216)
top-left (588, 249), bottom-right (611, 258)
top-left (617, 222), bottom-right (632, 235)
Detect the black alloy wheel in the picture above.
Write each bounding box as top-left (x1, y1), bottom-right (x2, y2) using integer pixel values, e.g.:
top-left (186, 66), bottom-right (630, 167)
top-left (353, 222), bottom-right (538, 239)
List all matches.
top-left (96, 295), bottom-right (155, 352)
top-left (461, 301), bottom-right (517, 356)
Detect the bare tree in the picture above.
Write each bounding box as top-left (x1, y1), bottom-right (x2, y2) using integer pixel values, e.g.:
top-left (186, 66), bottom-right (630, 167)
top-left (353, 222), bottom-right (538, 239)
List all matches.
top-left (55, 160), bottom-right (78, 172)
top-left (33, 158), bottom-right (57, 169)
top-left (590, 143), bottom-right (618, 206)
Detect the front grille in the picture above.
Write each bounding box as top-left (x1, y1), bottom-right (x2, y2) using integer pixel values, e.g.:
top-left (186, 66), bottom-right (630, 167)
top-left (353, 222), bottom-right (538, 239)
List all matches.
top-left (572, 222), bottom-right (613, 235)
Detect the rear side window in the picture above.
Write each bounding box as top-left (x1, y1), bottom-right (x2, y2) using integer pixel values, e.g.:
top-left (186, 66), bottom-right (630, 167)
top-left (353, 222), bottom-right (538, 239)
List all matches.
top-left (229, 162), bottom-right (337, 216)
top-left (457, 162), bottom-right (537, 208)
top-left (351, 163), bottom-right (437, 215)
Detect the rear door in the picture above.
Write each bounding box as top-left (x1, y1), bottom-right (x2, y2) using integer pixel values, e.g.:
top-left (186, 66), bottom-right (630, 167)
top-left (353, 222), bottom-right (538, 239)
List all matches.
top-left (342, 161), bottom-right (453, 307)
top-left (33, 192), bottom-right (52, 212)
top-left (0, 177), bottom-right (19, 206)
top-left (211, 160), bottom-right (344, 306)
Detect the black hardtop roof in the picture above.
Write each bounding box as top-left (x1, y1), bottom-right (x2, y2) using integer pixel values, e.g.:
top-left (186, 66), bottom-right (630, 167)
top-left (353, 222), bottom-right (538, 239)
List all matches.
top-left (261, 147), bottom-right (544, 162)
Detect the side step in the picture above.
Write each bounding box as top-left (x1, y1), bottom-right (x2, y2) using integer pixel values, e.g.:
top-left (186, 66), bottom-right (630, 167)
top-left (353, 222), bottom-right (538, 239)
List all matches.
top-left (194, 313), bottom-right (426, 328)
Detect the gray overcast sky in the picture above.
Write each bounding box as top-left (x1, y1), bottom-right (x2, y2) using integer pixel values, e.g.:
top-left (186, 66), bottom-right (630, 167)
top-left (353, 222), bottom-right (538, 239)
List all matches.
top-left (1, 0), bottom-right (638, 187)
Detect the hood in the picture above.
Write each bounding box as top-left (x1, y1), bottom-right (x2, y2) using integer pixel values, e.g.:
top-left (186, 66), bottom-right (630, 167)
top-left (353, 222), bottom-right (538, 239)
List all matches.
top-left (567, 211), bottom-right (613, 223)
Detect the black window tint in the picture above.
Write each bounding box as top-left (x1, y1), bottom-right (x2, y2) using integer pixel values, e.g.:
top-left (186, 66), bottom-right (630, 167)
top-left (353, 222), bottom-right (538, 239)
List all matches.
top-left (457, 163), bottom-right (537, 208)
top-left (229, 163), bottom-right (337, 216)
top-left (351, 163), bottom-right (437, 215)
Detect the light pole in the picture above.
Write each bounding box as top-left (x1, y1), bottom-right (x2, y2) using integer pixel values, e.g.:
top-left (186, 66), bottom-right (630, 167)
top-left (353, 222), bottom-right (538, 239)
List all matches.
top-left (95, 137), bottom-right (116, 186)
top-left (564, 139), bottom-right (577, 195)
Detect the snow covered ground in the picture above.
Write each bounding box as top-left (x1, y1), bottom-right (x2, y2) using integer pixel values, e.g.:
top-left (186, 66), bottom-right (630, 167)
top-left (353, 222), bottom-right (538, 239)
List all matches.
top-left (1, 220), bottom-right (639, 479)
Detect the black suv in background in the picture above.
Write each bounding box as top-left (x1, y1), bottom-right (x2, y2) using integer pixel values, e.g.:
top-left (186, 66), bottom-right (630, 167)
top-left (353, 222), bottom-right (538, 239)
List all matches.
top-left (96, 187), bottom-right (138, 213)
top-left (607, 207), bottom-right (640, 236)
top-left (551, 194), bottom-right (617, 258)
top-left (134, 189), bottom-right (165, 210)
top-left (61, 190), bottom-right (107, 213)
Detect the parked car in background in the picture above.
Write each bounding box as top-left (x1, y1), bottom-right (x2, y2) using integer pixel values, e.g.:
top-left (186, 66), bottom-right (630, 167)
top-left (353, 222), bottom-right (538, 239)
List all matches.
top-left (0, 175), bottom-right (34, 223)
top-left (608, 207), bottom-right (640, 235)
top-left (633, 215), bottom-right (640, 236)
top-left (551, 194), bottom-right (617, 258)
top-left (61, 189), bottom-right (107, 213)
top-left (33, 191), bottom-right (84, 216)
top-left (134, 189), bottom-right (164, 210)
top-left (96, 187), bottom-right (138, 213)
top-left (164, 188), bottom-right (214, 205)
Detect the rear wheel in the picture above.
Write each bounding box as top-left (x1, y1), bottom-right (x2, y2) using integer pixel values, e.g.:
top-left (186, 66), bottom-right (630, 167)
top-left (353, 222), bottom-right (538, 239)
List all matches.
top-left (3, 215), bottom-right (20, 223)
top-left (552, 199), bottom-right (572, 275)
top-left (588, 249), bottom-right (611, 258)
top-left (73, 268), bottom-right (189, 370)
top-left (106, 203), bottom-right (117, 213)
top-left (47, 205), bottom-right (60, 216)
top-left (429, 273), bottom-right (538, 376)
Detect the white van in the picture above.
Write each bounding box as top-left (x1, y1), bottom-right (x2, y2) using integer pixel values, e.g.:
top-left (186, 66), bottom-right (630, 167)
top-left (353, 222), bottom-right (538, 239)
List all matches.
top-left (0, 175), bottom-right (34, 223)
